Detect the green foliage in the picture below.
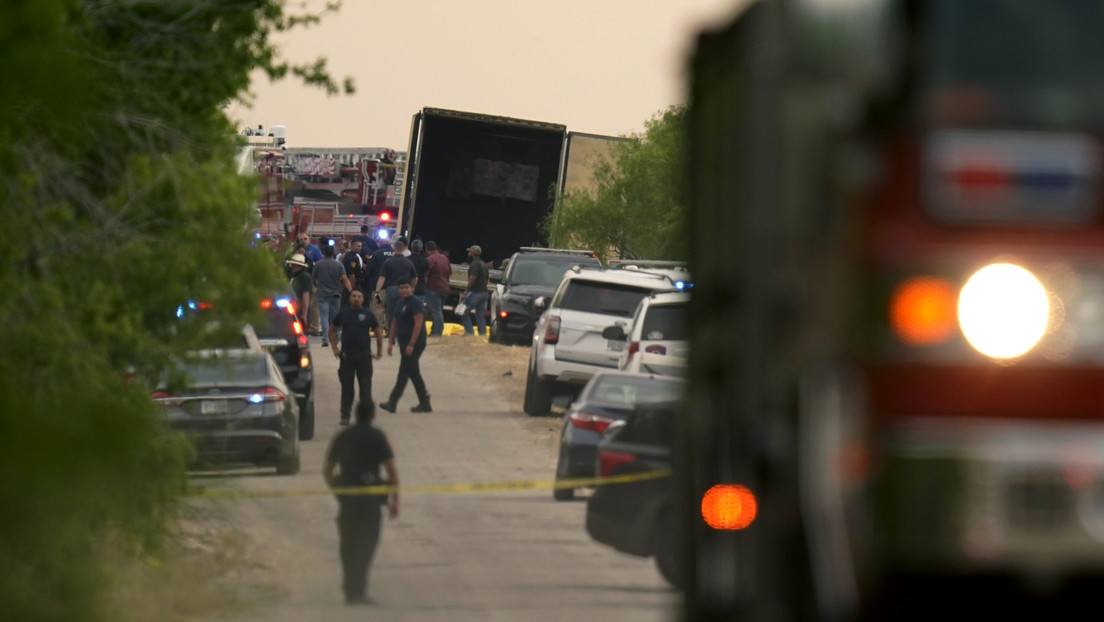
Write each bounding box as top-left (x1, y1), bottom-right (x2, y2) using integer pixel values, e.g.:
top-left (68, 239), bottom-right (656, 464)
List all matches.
top-left (0, 1), bottom-right (349, 620)
top-left (545, 106), bottom-right (688, 262)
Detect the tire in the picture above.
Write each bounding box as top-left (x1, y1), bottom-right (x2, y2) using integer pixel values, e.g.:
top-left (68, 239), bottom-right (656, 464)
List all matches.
top-left (553, 445), bottom-right (575, 501)
top-left (489, 315), bottom-right (502, 344)
top-left (276, 450), bottom-right (300, 475)
top-left (654, 511), bottom-right (685, 589)
top-left (298, 398), bottom-right (315, 441)
top-left (523, 364), bottom-right (553, 416)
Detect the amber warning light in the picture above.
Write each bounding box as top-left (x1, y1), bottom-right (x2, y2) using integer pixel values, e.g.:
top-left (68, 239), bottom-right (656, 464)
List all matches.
top-left (701, 484), bottom-right (757, 530)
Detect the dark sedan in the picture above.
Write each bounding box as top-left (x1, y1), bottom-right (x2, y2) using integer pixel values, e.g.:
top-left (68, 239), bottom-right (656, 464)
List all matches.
top-left (585, 399), bottom-right (681, 587)
top-left (553, 371), bottom-right (683, 501)
top-left (154, 349), bottom-right (301, 475)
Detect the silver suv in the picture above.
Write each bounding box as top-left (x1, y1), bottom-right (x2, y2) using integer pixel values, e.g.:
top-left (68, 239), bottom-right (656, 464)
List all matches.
top-left (603, 291), bottom-right (689, 376)
top-left (524, 262), bottom-right (690, 416)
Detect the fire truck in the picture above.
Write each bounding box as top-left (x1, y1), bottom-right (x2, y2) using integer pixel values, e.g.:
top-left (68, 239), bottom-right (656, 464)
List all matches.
top-left (682, 0), bottom-right (1104, 619)
top-left (245, 137), bottom-right (403, 245)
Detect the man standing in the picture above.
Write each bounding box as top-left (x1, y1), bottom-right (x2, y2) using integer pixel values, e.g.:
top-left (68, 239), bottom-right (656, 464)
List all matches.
top-left (409, 239), bottom-right (429, 305)
top-left (341, 238), bottom-right (367, 306)
top-left (368, 235), bottom-right (395, 328)
top-left (287, 253), bottom-right (312, 329)
top-left (460, 244), bottom-right (488, 337)
top-left (379, 278), bottom-right (431, 413)
top-left (323, 401), bottom-right (399, 605)
top-left (375, 237), bottom-right (417, 333)
top-left (330, 289), bottom-right (383, 426)
top-left (298, 234), bottom-right (324, 336)
top-left (424, 241), bottom-right (451, 337)
top-left (313, 244), bottom-right (350, 348)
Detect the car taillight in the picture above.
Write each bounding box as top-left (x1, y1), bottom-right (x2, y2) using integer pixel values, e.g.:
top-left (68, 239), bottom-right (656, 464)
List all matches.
top-left (598, 450), bottom-right (636, 477)
top-left (569, 411), bottom-right (617, 433)
top-left (248, 387), bottom-right (286, 403)
top-left (701, 484), bottom-right (758, 530)
top-left (626, 341), bottom-right (640, 361)
top-left (889, 276), bottom-right (958, 346)
top-left (300, 354), bottom-right (310, 368)
top-left (292, 319), bottom-right (303, 336)
top-left (152, 392), bottom-right (183, 407)
top-left (544, 317), bottom-right (560, 345)
top-left (499, 310), bottom-right (508, 318)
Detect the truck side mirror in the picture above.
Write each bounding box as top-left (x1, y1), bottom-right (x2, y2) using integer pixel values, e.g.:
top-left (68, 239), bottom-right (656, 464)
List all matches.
top-left (602, 325), bottom-right (626, 340)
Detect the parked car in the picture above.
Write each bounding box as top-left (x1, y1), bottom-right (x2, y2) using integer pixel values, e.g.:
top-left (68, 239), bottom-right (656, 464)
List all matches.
top-left (603, 291), bottom-right (689, 376)
top-left (554, 371), bottom-right (684, 501)
top-left (154, 348), bottom-right (301, 475)
top-left (489, 247), bottom-right (601, 345)
top-left (585, 399), bottom-right (682, 587)
top-left (524, 262), bottom-right (690, 416)
top-left (255, 293), bottom-right (315, 440)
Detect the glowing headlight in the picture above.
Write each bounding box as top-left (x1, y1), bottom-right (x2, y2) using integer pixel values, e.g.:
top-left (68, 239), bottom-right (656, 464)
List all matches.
top-left (958, 263), bottom-right (1049, 359)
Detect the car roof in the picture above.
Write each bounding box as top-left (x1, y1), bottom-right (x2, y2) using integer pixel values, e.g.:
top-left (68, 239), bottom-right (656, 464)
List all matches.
top-left (642, 291), bottom-right (690, 305)
top-left (565, 265), bottom-right (691, 290)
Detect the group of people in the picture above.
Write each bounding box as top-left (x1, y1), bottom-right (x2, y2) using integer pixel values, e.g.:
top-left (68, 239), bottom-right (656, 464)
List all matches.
top-left (284, 231), bottom-right (493, 606)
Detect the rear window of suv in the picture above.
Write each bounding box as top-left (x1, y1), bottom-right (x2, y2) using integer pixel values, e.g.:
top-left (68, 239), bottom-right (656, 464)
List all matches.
top-left (641, 304), bottom-right (688, 341)
top-left (560, 281), bottom-right (655, 317)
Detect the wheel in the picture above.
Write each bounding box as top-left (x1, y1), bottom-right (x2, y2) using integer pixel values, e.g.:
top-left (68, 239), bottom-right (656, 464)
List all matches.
top-left (523, 364), bottom-right (553, 416)
top-left (654, 511), bottom-right (685, 588)
top-left (298, 398), bottom-right (315, 441)
top-left (489, 315), bottom-right (502, 344)
top-left (276, 450), bottom-right (300, 475)
top-left (553, 445), bottom-right (575, 501)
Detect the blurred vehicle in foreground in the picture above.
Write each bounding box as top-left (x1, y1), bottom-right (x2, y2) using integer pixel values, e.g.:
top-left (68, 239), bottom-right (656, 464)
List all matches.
top-left (554, 371), bottom-right (684, 501)
top-left (586, 399), bottom-right (682, 587)
top-left (603, 291), bottom-right (689, 376)
top-left (154, 349), bottom-right (301, 475)
top-left (683, 0), bottom-right (1104, 619)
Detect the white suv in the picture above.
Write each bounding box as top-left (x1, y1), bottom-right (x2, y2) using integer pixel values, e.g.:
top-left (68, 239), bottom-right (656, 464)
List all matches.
top-left (604, 291), bottom-right (689, 376)
top-left (523, 263), bottom-right (690, 416)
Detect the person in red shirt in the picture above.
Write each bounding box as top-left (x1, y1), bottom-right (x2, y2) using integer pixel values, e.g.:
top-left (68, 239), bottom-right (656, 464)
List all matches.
top-left (424, 241), bottom-right (452, 337)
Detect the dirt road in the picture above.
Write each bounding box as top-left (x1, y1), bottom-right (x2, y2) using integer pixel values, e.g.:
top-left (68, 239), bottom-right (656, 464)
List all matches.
top-left (193, 333), bottom-right (678, 622)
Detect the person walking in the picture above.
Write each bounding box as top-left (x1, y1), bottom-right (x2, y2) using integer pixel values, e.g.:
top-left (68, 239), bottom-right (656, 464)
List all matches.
top-left (368, 236), bottom-right (395, 328)
top-left (424, 240), bottom-right (451, 337)
top-left (330, 289), bottom-right (384, 426)
top-left (460, 244), bottom-right (488, 337)
top-left (323, 401), bottom-right (399, 605)
top-left (313, 244), bottom-right (350, 347)
top-left (379, 278), bottom-right (431, 413)
top-left (375, 237), bottom-right (417, 333)
top-left (287, 253), bottom-right (312, 329)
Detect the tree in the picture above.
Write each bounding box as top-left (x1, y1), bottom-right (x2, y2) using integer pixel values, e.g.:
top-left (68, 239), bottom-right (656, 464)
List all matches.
top-left (0, 2), bottom-right (350, 620)
top-left (545, 106), bottom-right (688, 263)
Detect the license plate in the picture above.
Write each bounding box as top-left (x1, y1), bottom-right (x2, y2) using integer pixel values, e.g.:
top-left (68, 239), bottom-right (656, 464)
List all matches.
top-left (201, 399), bottom-right (228, 415)
top-left (607, 340), bottom-right (625, 352)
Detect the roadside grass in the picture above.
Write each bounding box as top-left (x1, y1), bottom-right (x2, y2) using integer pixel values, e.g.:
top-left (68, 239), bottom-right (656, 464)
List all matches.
top-left (94, 505), bottom-right (278, 622)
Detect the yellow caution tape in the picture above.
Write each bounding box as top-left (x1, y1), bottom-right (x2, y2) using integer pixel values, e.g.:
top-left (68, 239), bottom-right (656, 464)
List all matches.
top-left (187, 469), bottom-right (671, 500)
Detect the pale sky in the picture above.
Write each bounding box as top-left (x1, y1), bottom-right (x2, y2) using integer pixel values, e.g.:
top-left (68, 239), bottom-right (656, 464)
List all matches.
top-left (227, 0), bottom-right (744, 149)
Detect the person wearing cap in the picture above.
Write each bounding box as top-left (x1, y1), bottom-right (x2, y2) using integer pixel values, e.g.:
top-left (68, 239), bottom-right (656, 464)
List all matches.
top-left (460, 244), bottom-right (488, 337)
top-left (287, 253), bottom-right (312, 328)
top-left (375, 237), bottom-right (417, 332)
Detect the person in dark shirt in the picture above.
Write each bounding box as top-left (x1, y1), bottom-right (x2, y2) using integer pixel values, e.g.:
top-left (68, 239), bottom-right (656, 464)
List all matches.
top-left (288, 253), bottom-right (312, 328)
top-left (323, 401), bottom-right (399, 605)
top-left (330, 289), bottom-right (383, 425)
top-left (461, 244), bottom-right (488, 337)
top-left (379, 278), bottom-right (431, 413)
top-left (408, 239), bottom-right (429, 303)
top-left (340, 239), bottom-right (368, 304)
top-left (368, 237), bottom-right (395, 329)
top-left (375, 237), bottom-right (417, 333)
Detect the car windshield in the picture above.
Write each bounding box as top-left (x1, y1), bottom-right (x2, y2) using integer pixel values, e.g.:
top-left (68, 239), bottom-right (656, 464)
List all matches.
top-left (640, 304), bottom-right (688, 341)
top-left (588, 375), bottom-right (683, 405)
top-left (509, 256), bottom-right (598, 287)
top-left (561, 281), bottom-right (654, 317)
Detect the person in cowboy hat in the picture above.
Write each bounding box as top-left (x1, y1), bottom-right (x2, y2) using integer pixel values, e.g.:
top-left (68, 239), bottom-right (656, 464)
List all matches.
top-left (287, 253), bottom-right (312, 327)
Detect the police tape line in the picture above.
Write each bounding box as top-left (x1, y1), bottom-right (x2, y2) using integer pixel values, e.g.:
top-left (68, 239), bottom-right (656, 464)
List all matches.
top-left (187, 469), bottom-right (671, 500)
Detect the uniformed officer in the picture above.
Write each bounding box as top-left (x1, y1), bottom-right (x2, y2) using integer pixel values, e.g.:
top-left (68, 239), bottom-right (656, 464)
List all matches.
top-left (329, 288), bottom-right (383, 425)
top-left (323, 401), bottom-right (399, 605)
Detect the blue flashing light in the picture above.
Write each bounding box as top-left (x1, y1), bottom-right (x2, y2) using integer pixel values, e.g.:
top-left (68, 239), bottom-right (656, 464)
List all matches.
top-left (176, 306), bottom-right (185, 318)
top-left (274, 298), bottom-right (291, 308)
top-left (187, 301), bottom-right (198, 310)
top-left (377, 229), bottom-right (390, 241)
top-left (675, 281), bottom-right (685, 290)
top-left (328, 238), bottom-right (335, 246)
top-left (248, 393), bottom-right (264, 404)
